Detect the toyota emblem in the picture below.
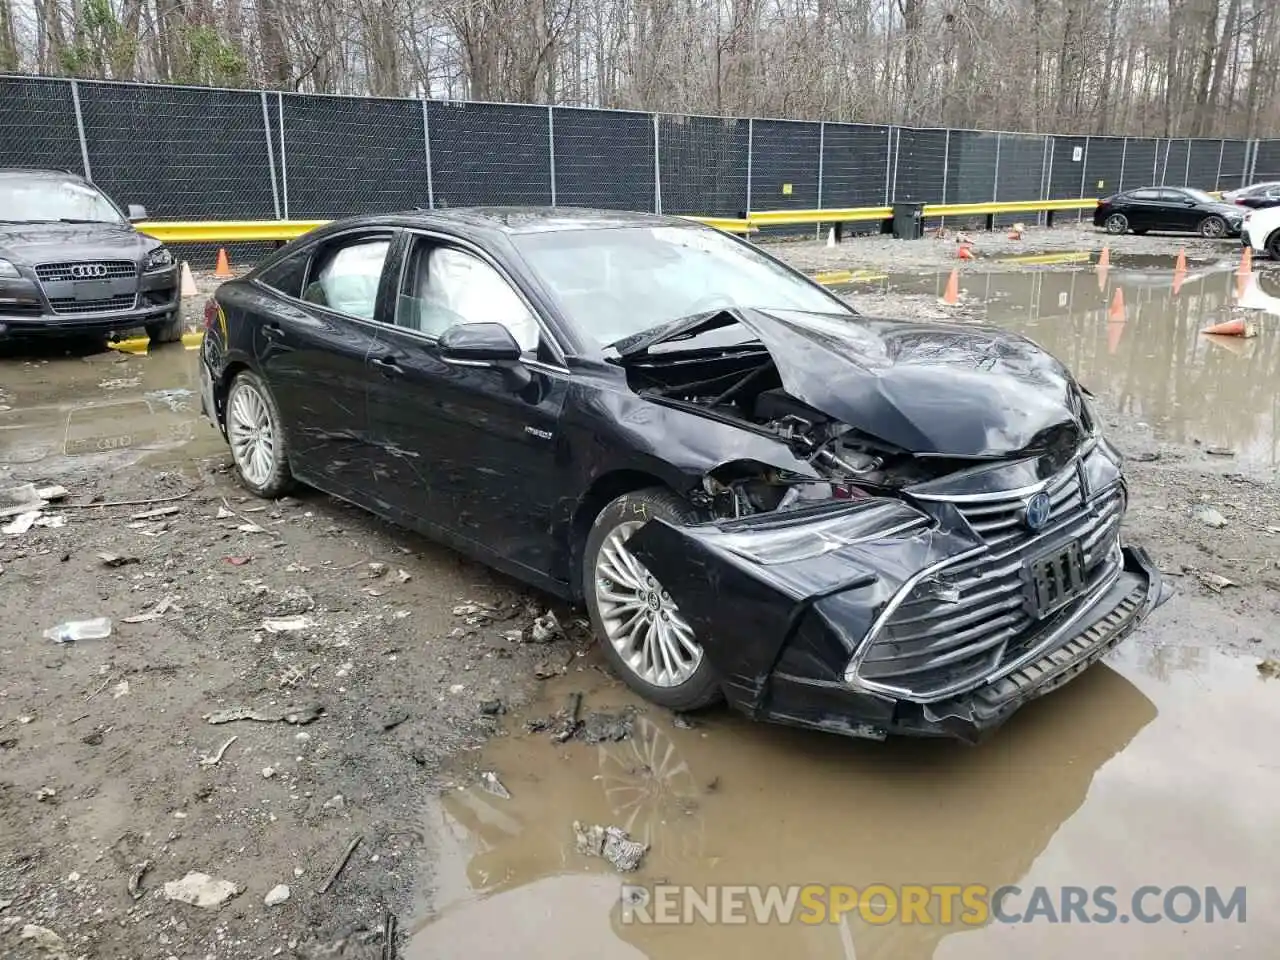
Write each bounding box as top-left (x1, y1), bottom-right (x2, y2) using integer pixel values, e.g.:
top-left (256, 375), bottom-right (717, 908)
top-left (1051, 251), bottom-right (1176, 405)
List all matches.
top-left (1022, 492), bottom-right (1053, 531)
top-left (70, 263), bottom-right (109, 279)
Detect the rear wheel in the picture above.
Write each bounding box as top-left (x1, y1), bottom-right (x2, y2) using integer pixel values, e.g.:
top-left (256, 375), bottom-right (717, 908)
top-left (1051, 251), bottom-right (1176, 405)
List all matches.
top-left (1267, 231), bottom-right (1280, 260)
top-left (1104, 213), bottom-right (1128, 235)
top-left (225, 370), bottom-right (293, 498)
top-left (1198, 215), bottom-right (1227, 239)
top-left (583, 488), bottom-right (721, 711)
top-left (145, 310), bottom-right (185, 344)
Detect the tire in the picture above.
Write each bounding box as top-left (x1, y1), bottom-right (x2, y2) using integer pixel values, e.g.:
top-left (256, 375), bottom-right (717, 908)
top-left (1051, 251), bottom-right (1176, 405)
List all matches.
top-left (1104, 213), bottom-right (1128, 235)
top-left (583, 488), bottom-right (722, 711)
top-left (225, 370), bottom-right (293, 498)
top-left (145, 310), bottom-right (185, 344)
top-left (1198, 215), bottom-right (1227, 239)
top-left (1267, 231), bottom-right (1280, 260)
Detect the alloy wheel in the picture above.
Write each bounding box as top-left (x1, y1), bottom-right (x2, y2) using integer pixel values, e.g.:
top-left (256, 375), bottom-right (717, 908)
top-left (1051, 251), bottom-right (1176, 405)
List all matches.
top-left (228, 381), bottom-right (276, 487)
top-left (1105, 214), bottom-right (1127, 234)
top-left (594, 520), bottom-right (703, 687)
top-left (1200, 216), bottom-right (1225, 238)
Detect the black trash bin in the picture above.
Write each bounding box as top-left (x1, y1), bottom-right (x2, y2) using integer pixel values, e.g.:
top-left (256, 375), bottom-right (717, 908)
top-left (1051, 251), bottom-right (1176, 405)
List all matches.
top-left (892, 201), bottom-right (925, 240)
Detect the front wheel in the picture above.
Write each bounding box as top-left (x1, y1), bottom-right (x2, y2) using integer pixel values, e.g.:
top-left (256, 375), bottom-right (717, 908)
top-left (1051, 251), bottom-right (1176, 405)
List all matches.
top-left (1198, 215), bottom-right (1227, 239)
top-left (583, 488), bottom-right (722, 711)
top-left (225, 370), bottom-right (293, 498)
top-left (145, 310), bottom-right (185, 344)
top-left (1268, 231), bottom-right (1280, 260)
top-left (1104, 213), bottom-right (1128, 235)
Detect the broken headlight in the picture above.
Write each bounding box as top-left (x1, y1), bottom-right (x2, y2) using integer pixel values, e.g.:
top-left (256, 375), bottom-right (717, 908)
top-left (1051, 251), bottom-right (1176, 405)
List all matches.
top-left (715, 502), bottom-right (931, 566)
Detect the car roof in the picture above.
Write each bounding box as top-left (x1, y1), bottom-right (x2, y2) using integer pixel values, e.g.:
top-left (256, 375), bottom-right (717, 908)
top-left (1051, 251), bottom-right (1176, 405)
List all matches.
top-left (0, 168), bottom-right (89, 183)
top-left (325, 206), bottom-right (700, 237)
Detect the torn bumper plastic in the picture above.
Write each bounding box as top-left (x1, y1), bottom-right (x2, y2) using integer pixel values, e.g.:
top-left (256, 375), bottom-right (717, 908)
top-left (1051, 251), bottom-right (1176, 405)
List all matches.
top-left (628, 498), bottom-right (1167, 744)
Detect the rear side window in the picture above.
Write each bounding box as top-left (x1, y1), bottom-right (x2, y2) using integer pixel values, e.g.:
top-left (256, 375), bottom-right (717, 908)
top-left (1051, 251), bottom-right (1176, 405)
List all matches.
top-left (257, 251), bottom-right (310, 299)
top-left (1128, 189), bottom-right (1161, 200)
top-left (301, 237), bottom-right (390, 321)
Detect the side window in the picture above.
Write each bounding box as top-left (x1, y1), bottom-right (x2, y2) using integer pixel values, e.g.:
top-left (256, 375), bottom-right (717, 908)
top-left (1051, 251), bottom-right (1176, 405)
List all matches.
top-left (257, 249), bottom-right (310, 299)
top-left (1128, 189), bottom-right (1161, 200)
top-left (301, 237), bottom-right (390, 320)
top-left (1157, 188), bottom-right (1187, 202)
top-left (396, 243), bottom-right (539, 351)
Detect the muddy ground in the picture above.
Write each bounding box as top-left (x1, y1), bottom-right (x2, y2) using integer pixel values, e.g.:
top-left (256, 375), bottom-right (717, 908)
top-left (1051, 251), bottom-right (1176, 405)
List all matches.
top-left (2, 237), bottom-right (1279, 960)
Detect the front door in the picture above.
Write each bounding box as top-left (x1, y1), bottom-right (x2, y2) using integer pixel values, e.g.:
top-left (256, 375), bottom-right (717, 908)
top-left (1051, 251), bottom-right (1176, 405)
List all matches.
top-left (365, 234), bottom-right (569, 579)
top-left (254, 231), bottom-right (394, 496)
top-left (1159, 188), bottom-right (1201, 231)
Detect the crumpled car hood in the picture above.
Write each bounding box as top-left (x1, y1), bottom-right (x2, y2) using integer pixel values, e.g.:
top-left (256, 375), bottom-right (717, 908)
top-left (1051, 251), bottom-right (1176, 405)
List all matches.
top-left (692, 308), bottom-right (1085, 458)
top-left (0, 222), bottom-right (149, 263)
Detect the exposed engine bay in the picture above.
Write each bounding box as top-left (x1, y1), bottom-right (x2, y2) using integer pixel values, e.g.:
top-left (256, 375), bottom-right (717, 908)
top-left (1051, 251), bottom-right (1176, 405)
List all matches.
top-left (622, 344), bottom-right (1086, 519)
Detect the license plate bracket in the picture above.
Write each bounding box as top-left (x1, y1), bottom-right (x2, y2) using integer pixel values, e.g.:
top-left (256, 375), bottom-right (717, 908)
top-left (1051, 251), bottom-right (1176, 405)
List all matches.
top-left (1025, 540), bottom-right (1086, 618)
top-left (73, 280), bottom-right (114, 301)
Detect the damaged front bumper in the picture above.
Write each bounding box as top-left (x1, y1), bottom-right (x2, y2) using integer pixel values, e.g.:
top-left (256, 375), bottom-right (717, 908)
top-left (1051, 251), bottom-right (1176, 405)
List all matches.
top-left (629, 460), bottom-right (1169, 743)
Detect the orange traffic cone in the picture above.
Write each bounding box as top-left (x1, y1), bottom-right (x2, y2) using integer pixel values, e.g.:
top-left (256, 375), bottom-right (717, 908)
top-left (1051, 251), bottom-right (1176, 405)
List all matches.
top-left (1174, 248), bottom-right (1187, 274)
top-left (942, 268), bottom-right (960, 305)
top-left (1107, 319), bottom-right (1125, 355)
top-left (1238, 246), bottom-right (1252, 276)
top-left (1201, 318), bottom-right (1257, 338)
top-left (1237, 270), bottom-right (1249, 299)
top-left (957, 242), bottom-right (974, 261)
top-left (1097, 247), bottom-right (1110, 270)
top-left (1108, 287), bottom-right (1125, 322)
top-left (179, 261), bottom-right (199, 298)
top-left (214, 248), bottom-right (232, 278)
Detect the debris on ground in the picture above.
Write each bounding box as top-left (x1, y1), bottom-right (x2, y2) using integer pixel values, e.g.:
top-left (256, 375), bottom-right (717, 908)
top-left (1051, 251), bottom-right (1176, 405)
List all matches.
top-left (162, 871), bottom-right (241, 908)
top-left (366, 562), bottom-right (388, 578)
top-left (522, 611), bottom-right (563, 643)
top-left (672, 713), bottom-right (696, 730)
top-left (572, 821), bottom-right (648, 872)
top-left (97, 552), bottom-right (139, 568)
top-left (18, 923), bottom-right (71, 959)
top-left (205, 704), bottom-right (323, 726)
top-left (396, 569), bottom-right (411, 583)
top-left (536, 691), bottom-right (582, 742)
top-left (3, 511), bottom-right (42, 534)
top-left (1205, 446), bottom-right (1235, 457)
top-left (127, 859), bottom-right (151, 900)
top-left (264, 883), bottom-right (291, 907)
top-left (215, 506), bottom-right (235, 519)
top-left (197, 735), bottom-right (238, 766)
top-left (478, 699), bottom-right (505, 716)
top-left (121, 596), bottom-right (176, 623)
top-left (1194, 506), bottom-right (1228, 529)
top-left (42, 617), bottom-right (112, 644)
top-left (262, 615), bottom-right (315, 633)
top-left (1258, 659), bottom-right (1280, 679)
top-left (317, 835), bottom-right (363, 894)
top-left (224, 555), bottom-right (252, 566)
top-left (478, 771), bottom-right (511, 799)
top-left (1197, 571), bottom-right (1237, 593)
top-left (378, 709), bottom-right (410, 732)
top-left (265, 586), bottom-right (315, 616)
top-left (36, 787), bottom-right (56, 801)
top-left (322, 794), bottom-right (346, 811)
top-left (130, 505), bottom-right (180, 521)
top-left (577, 708), bottom-right (636, 744)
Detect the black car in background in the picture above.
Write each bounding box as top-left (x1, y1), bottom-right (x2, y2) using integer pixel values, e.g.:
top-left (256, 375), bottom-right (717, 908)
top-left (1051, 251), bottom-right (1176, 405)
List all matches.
top-left (198, 207), bottom-right (1167, 743)
top-left (1223, 181), bottom-right (1280, 210)
top-left (1093, 186), bottom-right (1244, 238)
top-left (0, 169), bottom-right (182, 342)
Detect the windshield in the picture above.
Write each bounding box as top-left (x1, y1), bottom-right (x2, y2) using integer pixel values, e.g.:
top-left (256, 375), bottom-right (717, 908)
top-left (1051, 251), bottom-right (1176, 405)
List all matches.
top-left (0, 179), bottom-right (125, 224)
top-left (512, 225), bottom-right (853, 347)
top-left (1182, 189), bottom-right (1217, 204)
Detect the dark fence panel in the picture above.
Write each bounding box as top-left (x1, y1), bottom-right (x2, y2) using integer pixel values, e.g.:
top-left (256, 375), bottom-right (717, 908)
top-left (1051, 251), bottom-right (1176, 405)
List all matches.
top-left (1252, 140), bottom-right (1280, 181)
top-left (1084, 136), bottom-right (1124, 197)
top-left (893, 128), bottom-right (947, 202)
top-left (945, 130), bottom-right (997, 203)
top-left (553, 107), bottom-right (653, 210)
top-left (280, 94), bottom-right (427, 218)
top-left (820, 123), bottom-right (890, 208)
top-left (1187, 140), bottom-right (1222, 189)
top-left (995, 133), bottom-right (1044, 202)
top-left (750, 119), bottom-right (821, 211)
top-left (1048, 136), bottom-right (1089, 198)
top-left (1219, 140), bottom-right (1250, 189)
top-left (1160, 139), bottom-right (1190, 185)
top-left (657, 115), bottom-right (749, 217)
top-left (79, 82), bottom-right (275, 218)
top-left (428, 101), bottom-right (551, 208)
top-left (0, 77), bottom-right (82, 174)
top-left (1122, 138), bottom-right (1160, 189)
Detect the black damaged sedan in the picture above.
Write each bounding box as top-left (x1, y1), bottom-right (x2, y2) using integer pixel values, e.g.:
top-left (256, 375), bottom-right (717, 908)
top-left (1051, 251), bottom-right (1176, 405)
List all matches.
top-left (198, 208), bottom-right (1167, 742)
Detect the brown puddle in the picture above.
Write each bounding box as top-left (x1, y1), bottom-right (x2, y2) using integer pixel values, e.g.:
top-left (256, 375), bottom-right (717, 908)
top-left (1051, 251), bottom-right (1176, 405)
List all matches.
top-left (0, 340), bottom-right (223, 480)
top-left (408, 639), bottom-right (1280, 959)
top-left (842, 260), bottom-right (1280, 468)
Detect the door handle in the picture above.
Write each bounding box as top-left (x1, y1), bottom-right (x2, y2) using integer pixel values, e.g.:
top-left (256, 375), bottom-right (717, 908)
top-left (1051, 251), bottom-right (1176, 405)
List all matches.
top-left (262, 322), bottom-right (285, 340)
top-left (371, 355), bottom-right (403, 375)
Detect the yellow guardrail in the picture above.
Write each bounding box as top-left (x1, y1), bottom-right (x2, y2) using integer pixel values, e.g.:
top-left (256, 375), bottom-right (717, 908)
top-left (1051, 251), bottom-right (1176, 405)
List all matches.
top-left (750, 207), bottom-right (894, 227)
top-left (137, 215), bottom-right (755, 243)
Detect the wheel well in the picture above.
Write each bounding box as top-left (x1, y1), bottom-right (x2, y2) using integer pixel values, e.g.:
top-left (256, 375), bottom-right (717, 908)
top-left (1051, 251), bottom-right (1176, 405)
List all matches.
top-left (567, 469), bottom-right (674, 600)
top-left (1266, 227), bottom-right (1280, 253)
top-left (213, 361), bottom-right (252, 426)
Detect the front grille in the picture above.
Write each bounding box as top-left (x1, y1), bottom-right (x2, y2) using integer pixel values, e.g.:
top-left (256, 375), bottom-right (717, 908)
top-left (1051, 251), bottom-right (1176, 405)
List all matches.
top-left (47, 294), bottom-right (138, 315)
top-left (855, 468), bottom-right (1125, 699)
top-left (36, 260), bottom-right (138, 283)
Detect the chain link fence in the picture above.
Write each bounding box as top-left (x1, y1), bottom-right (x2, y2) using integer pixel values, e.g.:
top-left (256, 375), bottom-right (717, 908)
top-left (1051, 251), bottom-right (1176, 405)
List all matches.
top-left (2, 74), bottom-right (1276, 232)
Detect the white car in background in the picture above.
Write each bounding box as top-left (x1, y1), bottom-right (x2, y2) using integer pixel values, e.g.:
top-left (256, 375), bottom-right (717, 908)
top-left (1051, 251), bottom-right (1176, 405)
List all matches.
top-left (1241, 205), bottom-right (1280, 258)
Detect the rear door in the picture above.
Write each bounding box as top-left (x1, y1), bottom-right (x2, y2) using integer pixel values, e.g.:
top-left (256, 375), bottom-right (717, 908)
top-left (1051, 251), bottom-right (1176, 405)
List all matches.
top-left (1119, 188), bottom-right (1164, 231)
top-left (253, 230), bottom-right (395, 496)
top-left (364, 232), bottom-right (570, 577)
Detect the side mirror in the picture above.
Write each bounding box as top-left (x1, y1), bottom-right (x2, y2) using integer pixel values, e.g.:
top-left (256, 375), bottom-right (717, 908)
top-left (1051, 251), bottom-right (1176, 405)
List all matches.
top-left (127, 204), bottom-right (148, 222)
top-left (439, 322), bottom-right (530, 391)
